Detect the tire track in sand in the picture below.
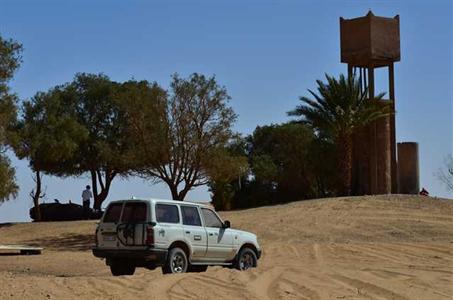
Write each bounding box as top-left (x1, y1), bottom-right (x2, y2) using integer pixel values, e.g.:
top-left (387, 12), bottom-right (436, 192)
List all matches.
top-left (167, 273), bottom-right (254, 300)
top-left (246, 266), bottom-right (286, 300)
top-left (329, 273), bottom-right (409, 300)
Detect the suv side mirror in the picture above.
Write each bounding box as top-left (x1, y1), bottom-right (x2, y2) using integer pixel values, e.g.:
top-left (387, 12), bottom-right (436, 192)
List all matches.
top-left (223, 220), bottom-right (231, 228)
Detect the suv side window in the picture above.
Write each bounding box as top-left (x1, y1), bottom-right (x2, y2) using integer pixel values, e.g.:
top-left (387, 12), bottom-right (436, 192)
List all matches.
top-left (201, 208), bottom-right (223, 228)
top-left (156, 204), bottom-right (180, 224)
top-left (103, 203), bottom-right (123, 223)
top-left (121, 202), bottom-right (147, 223)
top-left (181, 206), bottom-right (202, 226)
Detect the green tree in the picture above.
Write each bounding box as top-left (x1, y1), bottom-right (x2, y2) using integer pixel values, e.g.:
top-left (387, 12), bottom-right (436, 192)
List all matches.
top-left (306, 137), bottom-right (337, 197)
top-left (70, 74), bottom-right (133, 209)
top-left (208, 136), bottom-right (248, 210)
top-left (12, 74), bottom-right (151, 210)
top-left (288, 74), bottom-right (392, 195)
top-left (210, 123), bottom-right (338, 210)
top-left (113, 80), bottom-right (169, 175)
top-left (128, 73), bottom-right (240, 200)
top-left (0, 35), bottom-right (22, 89)
top-left (10, 87), bottom-right (88, 217)
top-left (0, 155), bottom-right (17, 202)
top-left (248, 123), bottom-right (318, 203)
top-left (0, 35), bottom-right (22, 202)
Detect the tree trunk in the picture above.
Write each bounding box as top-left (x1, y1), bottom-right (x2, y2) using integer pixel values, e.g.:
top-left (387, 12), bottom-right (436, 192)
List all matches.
top-left (31, 170), bottom-right (42, 221)
top-left (336, 134), bottom-right (353, 196)
top-left (169, 184), bottom-right (182, 200)
top-left (90, 170), bottom-right (117, 210)
top-left (90, 170), bottom-right (98, 205)
top-left (167, 182), bottom-right (192, 201)
top-left (94, 189), bottom-right (109, 210)
top-left (178, 187), bottom-right (190, 201)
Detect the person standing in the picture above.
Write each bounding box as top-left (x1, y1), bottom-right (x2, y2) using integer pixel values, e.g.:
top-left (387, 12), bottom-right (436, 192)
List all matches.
top-left (82, 185), bottom-right (93, 218)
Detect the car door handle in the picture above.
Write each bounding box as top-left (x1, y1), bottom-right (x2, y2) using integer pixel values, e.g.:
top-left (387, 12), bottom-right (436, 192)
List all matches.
top-left (209, 233), bottom-right (214, 236)
top-left (185, 231), bottom-right (190, 234)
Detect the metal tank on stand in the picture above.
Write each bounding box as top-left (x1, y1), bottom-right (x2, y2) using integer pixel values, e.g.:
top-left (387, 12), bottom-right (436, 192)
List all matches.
top-left (339, 11), bottom-right (419, 195)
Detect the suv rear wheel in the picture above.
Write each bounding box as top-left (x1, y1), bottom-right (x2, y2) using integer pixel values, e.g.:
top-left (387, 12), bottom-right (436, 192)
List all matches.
top-left (234, 247), bottom-right (257, 270)
top-left (110, 260), bottom-right (136, 276)
top-left (162, 247), bottom-right (188, 274)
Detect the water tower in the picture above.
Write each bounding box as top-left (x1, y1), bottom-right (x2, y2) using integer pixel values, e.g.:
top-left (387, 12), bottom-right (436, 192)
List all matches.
top-left (340, 11), bottom-right (399, 194)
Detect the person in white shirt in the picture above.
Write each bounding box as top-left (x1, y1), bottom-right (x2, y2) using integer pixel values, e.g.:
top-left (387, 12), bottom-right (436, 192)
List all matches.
top-left (82, 185), bottom-right (93, 218)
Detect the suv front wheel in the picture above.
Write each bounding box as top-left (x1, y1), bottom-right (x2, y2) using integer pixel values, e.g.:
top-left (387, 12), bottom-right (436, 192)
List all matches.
top-left (162, 247), bottom-right (188, 274)
top-left (234, 247), bottom-right (257, 270)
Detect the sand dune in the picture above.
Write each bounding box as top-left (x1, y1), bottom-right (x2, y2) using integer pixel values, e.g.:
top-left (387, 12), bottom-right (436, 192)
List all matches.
top-left (0, 195), bottom-right (452, 299)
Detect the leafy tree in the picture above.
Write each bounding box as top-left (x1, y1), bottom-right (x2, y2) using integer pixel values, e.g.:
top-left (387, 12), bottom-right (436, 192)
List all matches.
top-left (0, 155), bottom-right (18, 202)
top-left (208, 136), bottom-right (248, 210)
top-left (113, 80), bottom-right (169, 175)
top-left (128, 73), bottom-right (240, 200)
top-left (0, 35), bottom-right (22, 90)
top-left (209, 123), bottom-right (338, 210)
top-left (70, 74), bottom-right (133, 209)
top-left (0, 35), bottom-right (22, 202)
top-left (306, 137), bottom-right (337, 197)
top-left (248, 123), bottom-right (318, 203)
top-left (10, 87), bottom-right (88, 216)
top-left (12, 74), bottom-right (150, 210)
top-left (288, 74), bottom-right (392, 195)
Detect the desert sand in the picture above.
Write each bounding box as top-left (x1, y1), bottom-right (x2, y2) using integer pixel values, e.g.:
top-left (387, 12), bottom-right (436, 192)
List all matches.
top-left (0, 195), bottom-right (452, 300)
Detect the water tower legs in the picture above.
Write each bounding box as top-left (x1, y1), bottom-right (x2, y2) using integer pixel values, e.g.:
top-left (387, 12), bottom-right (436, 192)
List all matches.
top-left (389, 63), bottom-right (398, 193)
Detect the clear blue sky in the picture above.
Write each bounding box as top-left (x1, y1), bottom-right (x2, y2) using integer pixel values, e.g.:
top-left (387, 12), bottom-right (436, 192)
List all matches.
top-left (0, 0), bottom-right (452, 222)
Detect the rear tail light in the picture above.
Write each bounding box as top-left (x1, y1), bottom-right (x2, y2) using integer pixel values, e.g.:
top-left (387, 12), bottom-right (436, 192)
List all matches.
top-left (145, 225), bottom-right (154, 245)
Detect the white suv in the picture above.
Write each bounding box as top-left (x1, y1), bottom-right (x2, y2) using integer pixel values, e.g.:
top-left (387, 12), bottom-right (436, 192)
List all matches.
top-left (92, 198), bottom-right (262, 276)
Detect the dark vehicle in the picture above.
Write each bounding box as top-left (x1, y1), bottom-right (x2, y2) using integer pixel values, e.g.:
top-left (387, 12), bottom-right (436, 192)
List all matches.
top-left (30, 202), bottom-right (103, 221)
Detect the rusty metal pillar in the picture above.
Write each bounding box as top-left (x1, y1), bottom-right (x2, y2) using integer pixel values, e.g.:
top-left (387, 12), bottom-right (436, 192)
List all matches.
top-left (368, 66), bottom-right (378, 194)
top-left (397, 142), bottom-right (420, 194)
top-left (389, 63), bottom-right (398, 193)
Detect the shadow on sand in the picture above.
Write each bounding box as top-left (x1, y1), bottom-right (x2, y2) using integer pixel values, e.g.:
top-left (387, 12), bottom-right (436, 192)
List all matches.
top-left (0, 223), bottom-right (15, 228)
top-left (24, 233), bottom-right (95, 251)
top-left (0, 253), bottom-right (30, 256)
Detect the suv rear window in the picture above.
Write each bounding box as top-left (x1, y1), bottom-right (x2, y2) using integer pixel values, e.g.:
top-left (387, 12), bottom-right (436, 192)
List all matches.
top-left (181, 206), bottom-right (202, 226)
top-left (103, 203), bottom-right (123, 223)
top-left (121, 202), bottom-right (147, 223)
top-left (156, 204), bottom-right (180, 223)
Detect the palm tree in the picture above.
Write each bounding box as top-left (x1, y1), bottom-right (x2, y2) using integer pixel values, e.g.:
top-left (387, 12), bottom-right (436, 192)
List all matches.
top-left (288, 74), bottom-right (392, 196)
